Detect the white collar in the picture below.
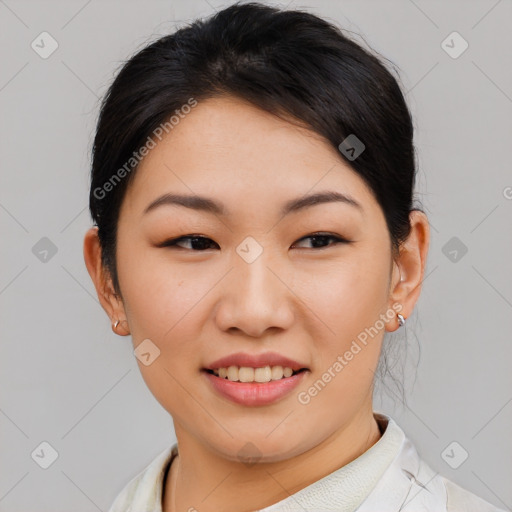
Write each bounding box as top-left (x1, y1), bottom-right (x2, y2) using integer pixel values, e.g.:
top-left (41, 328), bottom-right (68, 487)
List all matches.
top-left (110, 412), bottom-right (415, 512)
top-left (109, 412), bottom-right (506, 512)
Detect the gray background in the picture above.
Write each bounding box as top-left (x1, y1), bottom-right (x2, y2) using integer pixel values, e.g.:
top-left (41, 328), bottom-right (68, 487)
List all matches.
top-left (1, 0), bottom-right (511, 510)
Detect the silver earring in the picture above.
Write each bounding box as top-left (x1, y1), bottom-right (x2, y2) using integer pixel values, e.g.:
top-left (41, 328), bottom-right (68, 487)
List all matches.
top-left (113, 320), bottom-right (120, 329)
top-left (397, 313), bottom-right (406, 327)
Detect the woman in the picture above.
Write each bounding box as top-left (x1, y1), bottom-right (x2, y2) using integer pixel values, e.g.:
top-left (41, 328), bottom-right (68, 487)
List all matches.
top-left (83, 2), bottom-right (505, 511)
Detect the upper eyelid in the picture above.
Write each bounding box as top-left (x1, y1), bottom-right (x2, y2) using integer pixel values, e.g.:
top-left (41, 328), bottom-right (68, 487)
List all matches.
top-left (168, 233), bottom-right (344, 241)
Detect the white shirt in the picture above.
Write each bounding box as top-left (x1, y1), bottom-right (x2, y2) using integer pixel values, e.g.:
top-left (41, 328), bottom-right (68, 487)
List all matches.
top-left (108, 412), bottom-right (506, 511)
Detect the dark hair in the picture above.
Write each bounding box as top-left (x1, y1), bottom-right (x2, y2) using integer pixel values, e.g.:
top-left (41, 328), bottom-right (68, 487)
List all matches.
top-left (89, 1), bottom-right (423, 404)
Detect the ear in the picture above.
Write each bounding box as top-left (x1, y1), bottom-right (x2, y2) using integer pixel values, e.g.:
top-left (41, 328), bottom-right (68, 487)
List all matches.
top-left (83, 227), bottom-right (130, 335)
top-left (386, 210), bottom-right (430, 332)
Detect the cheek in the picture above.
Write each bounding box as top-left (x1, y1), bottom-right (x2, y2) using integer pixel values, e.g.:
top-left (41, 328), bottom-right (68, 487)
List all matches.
top-left (295, 263), bottom-right (387, 423)
top-left (294, 248), bottom-right (389, 386)
top-left (118, 250), bottom-right (219, 394)
top-left (119, 253), bottom-right (209, 414)
top-left (117, 244), bottom-right (207, 335)
top-left (297, 252), bottom-right (390, 336)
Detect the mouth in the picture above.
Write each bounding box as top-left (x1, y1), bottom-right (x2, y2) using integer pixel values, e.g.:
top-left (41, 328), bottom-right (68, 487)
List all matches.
top-left (203, 365), bottom-right (308, 383)
top-left (201, 366), bottom-right (309, 406)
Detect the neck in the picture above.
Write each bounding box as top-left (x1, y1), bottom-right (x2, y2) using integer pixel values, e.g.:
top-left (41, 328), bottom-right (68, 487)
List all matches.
top-left (164, 410), bottom-right (383, 512)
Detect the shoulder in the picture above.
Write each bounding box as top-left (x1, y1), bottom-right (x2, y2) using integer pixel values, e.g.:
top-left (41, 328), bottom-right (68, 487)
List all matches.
top-left (439, 474), bottom-right (507, 512)
top-left (406, 443), bottom-right (506, 512)
top-left (108, 444), bottom-right (177, 512)
top-left (363, 414), bottom-right (506, 512)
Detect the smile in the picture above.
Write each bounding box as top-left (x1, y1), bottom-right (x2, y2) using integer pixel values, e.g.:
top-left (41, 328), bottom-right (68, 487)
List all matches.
top-left (202, 367), bottom-right (309, 407)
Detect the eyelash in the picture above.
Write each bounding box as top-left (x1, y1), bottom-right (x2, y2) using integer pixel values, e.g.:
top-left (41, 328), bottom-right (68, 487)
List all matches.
top-left (159, 233), bottom-right (351, 251)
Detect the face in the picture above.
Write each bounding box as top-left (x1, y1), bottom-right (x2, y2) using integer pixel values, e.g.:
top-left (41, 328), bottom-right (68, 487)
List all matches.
top-left (108, 96), bottom-right (400, 462)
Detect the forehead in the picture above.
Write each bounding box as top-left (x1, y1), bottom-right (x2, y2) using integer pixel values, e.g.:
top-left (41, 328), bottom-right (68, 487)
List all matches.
top-left (121, 96), bottom-right (378, 221)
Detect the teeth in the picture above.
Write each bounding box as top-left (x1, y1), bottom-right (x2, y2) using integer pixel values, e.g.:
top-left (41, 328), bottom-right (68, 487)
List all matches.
top-left (239, 367), bottom-right (254, 382)
top-left (211, 365), bottom-right (298, 383)
top-left (255, 366), bottom-right (271, 382)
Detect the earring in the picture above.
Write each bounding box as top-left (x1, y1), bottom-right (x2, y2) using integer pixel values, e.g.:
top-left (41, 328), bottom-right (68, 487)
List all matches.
top-left (113, 319), bottom-right (130, 335)
top-left (397, 313), bottom-right (406, 328)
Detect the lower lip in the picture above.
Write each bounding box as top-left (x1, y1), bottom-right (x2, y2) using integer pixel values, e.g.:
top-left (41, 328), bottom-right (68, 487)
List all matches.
top-left (202, 370), bottom-right (308, 406)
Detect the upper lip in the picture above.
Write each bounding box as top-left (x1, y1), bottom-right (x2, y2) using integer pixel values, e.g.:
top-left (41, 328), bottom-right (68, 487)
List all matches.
top-left (204, 352), bottom-right (308, 372)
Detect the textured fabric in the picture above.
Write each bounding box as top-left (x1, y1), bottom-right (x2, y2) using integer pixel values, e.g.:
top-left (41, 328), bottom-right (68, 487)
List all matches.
top-left (107, 412), bottom-right (506, 512)
top-left (258, 412), bottom-right (402, 511)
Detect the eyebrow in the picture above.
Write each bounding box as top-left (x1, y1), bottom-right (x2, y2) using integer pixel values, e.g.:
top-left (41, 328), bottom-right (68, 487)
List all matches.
top-left (143, 190), bottom-right (363, 217)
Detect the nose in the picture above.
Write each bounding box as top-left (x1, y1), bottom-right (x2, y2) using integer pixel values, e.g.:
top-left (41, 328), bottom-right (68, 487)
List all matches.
top-left (214, 249), bottom-right (295, 338)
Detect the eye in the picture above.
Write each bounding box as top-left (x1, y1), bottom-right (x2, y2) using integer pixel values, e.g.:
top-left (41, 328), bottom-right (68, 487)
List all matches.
top-left (159, 233), bottom-right (351, 251)
top-left (292, 233), bottom-right (350, 250)
top-left (160, 235), bottom-right (219, 251)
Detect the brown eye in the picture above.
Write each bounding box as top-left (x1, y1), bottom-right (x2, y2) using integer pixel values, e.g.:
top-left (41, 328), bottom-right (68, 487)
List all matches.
top-left (161, 236), bottom-right (219, 251)
top-left (292, 233), bottom-right (350, 249)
